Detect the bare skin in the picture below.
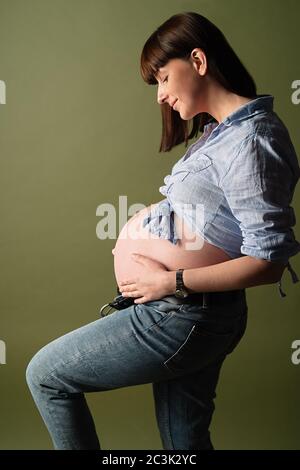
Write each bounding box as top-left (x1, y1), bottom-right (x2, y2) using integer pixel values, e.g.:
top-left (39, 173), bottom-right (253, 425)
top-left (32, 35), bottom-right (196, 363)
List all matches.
top-left (113, 203), bottom-right (231, 287)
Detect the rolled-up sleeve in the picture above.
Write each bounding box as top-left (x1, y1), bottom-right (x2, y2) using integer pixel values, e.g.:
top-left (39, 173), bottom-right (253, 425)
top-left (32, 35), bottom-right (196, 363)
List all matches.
top-left (221, 128), bottom-right (300, 263)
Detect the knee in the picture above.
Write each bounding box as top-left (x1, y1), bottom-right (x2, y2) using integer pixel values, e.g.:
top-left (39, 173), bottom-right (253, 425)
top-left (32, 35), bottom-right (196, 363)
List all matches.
top-left (25, 343), bottom-right (56, 391)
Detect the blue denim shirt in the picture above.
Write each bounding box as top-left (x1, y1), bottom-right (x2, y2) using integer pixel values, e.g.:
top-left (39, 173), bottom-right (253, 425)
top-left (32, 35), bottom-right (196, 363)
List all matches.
top-left (143, 94), bottom-right (300, 295)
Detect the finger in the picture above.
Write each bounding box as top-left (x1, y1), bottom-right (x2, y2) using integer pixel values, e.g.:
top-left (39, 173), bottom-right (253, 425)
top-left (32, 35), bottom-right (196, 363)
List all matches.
top-left (119, 284), bottom-right (137, 292)
top-left (134, 297), bottom-right (148, 304)
top-left (123, 290), bottom-right (140, 298)
top-left (119, 279), bottom-right (136, 286)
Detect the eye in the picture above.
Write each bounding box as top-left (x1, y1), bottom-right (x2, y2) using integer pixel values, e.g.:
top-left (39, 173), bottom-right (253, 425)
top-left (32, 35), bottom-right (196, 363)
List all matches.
top-left (163, 76), bottom-right (168, 83)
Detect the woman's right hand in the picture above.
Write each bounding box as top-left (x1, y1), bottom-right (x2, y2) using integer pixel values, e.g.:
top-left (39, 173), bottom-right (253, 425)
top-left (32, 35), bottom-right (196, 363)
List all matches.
top-left (112, 248), bottom-right (116, 256)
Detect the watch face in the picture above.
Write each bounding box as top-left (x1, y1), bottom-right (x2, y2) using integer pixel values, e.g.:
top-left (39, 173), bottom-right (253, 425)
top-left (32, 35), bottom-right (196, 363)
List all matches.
top-left (175, 289), bottom-right (189, 299)
top-left (175, 289), bottom-right (183, 298)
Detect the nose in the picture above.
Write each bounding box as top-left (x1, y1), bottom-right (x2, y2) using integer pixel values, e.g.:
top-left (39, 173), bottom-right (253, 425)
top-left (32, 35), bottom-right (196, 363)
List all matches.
top-left (157, 84), bottom-right (168, 105)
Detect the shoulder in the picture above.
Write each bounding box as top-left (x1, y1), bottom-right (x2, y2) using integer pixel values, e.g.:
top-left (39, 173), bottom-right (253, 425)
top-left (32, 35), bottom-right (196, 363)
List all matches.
top-left (228, 111), bottom-right (298, 168)
top-left (221, 113), bottom-right (300, 195)
top-left (241, 114), bottom-right (299, 186)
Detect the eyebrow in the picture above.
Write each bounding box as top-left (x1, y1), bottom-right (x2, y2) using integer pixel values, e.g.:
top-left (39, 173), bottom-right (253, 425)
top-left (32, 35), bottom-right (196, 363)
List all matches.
top-left (155, 68), bottom-right (167, 82)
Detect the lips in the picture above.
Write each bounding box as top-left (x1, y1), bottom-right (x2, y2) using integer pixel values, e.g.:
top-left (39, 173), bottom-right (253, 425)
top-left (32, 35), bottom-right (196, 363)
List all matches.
top-left (172, 99), bottom-right (178, 109)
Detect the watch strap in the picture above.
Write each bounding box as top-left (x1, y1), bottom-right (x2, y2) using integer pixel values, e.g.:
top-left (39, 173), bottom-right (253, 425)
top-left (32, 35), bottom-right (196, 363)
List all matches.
top-left (176, 268), bottom-right (185, 290)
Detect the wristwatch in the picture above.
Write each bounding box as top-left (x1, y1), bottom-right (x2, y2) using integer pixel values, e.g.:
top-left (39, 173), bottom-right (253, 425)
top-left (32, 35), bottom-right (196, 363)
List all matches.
top-left (175, 269), bottom-right (189, 299)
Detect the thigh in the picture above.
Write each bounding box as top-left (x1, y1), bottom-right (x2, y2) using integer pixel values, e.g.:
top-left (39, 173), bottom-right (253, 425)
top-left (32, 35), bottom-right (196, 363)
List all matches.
top-left (30, 298), bottom-right (247, 394)
top-left (28, 300), bottom-right (186, 393)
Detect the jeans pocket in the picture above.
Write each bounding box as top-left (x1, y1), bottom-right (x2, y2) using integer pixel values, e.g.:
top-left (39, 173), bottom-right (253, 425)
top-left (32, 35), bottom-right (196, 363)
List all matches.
top-left (163, 322), bottom-right (235, 375)
top-left (135, 301), bottom-right (182, 332)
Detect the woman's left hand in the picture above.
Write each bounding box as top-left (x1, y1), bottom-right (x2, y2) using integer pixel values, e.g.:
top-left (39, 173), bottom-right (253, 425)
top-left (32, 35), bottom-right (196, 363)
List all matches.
top-left (119, 253), bottom-right (174, 304)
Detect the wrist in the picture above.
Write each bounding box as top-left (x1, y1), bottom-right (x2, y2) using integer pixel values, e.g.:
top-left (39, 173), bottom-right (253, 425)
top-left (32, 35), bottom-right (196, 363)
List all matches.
top-left (163, 271), bottom-right (176, 295)
top-left (180, 269), bottom-right (197, 294)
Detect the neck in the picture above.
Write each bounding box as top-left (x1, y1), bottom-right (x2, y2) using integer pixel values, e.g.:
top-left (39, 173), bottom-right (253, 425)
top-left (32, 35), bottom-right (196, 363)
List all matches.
top-left (203, 77), bottom-right (255, 124)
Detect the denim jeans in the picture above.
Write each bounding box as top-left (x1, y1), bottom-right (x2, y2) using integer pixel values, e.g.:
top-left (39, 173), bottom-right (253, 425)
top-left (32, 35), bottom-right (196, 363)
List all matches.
top-left (26, 290), bottom-right (248, 450)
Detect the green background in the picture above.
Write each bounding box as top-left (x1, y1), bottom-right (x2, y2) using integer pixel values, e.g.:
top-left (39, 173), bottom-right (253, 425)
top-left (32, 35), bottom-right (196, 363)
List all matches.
top-left (1, 0), bottom-right (300, 450)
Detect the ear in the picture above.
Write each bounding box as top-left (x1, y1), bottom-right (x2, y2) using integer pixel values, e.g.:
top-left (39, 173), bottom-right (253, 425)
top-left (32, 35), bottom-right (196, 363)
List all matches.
top-left (190, 48), bottom-right (207, 76)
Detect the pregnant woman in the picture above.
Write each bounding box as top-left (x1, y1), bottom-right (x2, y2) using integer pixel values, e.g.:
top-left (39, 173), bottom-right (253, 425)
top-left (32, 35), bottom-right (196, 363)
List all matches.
top-left (26, 12), bottom-right (300, 450)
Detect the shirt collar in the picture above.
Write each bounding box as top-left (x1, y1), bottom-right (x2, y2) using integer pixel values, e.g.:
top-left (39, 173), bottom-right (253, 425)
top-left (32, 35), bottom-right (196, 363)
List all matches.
top-left (204, 94), bottom-right (274, 131)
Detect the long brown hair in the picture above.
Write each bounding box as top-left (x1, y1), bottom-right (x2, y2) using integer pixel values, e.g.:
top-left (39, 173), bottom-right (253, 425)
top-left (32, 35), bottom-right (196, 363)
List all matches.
top-left (140, 12), bottom-right (257, 152)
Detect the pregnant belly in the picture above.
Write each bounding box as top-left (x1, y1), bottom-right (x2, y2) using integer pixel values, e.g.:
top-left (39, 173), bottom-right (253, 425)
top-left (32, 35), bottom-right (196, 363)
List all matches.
top-left (113, 202), bottom-right (231, 286)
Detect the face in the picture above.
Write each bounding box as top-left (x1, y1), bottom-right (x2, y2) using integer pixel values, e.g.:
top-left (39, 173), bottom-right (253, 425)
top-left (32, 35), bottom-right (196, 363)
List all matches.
top-left (155, 52), bottom-right (208, 120)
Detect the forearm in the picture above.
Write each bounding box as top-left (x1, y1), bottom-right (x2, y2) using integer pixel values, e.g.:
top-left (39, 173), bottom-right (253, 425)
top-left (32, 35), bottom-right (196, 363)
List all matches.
top-left (165, 256), bottom-right (285, 293)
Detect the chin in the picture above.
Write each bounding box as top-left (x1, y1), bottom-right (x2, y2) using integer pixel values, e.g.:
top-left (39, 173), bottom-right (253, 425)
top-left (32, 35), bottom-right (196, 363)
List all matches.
top-left (177, 108), bottom-right (187, 119)
top-left (179, 110), bottom-right (194, 120)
